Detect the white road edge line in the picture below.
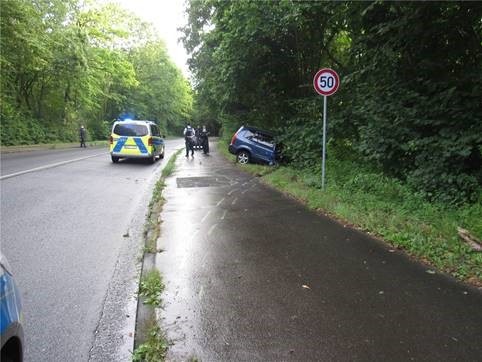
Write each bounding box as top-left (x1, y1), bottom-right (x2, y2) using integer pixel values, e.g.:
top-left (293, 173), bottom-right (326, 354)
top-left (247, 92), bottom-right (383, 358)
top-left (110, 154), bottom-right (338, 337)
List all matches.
top-left (208, 223), bottom-right (218, 236)
top-left (200, 210), bottom-right (211, 224)
top-left (221, 210), bottom-right (227, 220)
top-left (0, 152), bottom-right (108, 180)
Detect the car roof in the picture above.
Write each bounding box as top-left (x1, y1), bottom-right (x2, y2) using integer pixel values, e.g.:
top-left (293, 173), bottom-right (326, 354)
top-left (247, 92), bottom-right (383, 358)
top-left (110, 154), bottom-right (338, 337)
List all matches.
top-left (241, 125), bottom-right (275, 137)
top-left (114, 120), bottom-right (156, 125)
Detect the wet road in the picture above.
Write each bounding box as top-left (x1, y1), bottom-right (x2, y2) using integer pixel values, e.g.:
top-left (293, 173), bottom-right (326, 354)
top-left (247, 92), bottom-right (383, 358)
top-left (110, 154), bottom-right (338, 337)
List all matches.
top-left (157, 142), bottom-right (482, 361)
top-left (1, 140), bottom-right (184, 361)
top-left (1, 147), bottom-right (107, 178)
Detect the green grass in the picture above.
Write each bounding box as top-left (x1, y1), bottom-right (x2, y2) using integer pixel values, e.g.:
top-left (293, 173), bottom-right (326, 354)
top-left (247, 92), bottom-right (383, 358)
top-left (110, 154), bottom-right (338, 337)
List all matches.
top-left (218, 140), bottom-right (482, 285)
top-left (145, 178), bottom-right (165, 254)
top-left (134, 149), bottom-right (183, 361)
top-left (149, 179), bottom-right (166, 208)
top-left (145, 149), bottom-right (182, 253)
top-left (139, 269), bottom-right (164, 307)
top-left (132, 323), bottom-right (168, 362)
top-left (161, 149), bottom-right (182, 178)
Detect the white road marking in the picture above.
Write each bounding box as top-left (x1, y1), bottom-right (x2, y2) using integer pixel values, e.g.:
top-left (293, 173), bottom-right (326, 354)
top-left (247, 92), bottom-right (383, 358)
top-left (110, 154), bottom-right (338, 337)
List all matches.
top-left (200, 210), bottom-right (211, 224)
top-left (228, 189), bottom-right (238, 196)
top-left (221, 210), bottom-right (227, 220)
top-left (208, 223), bottom-right (218, 236)
top-left (187, 230), bottom-right (200, 245)
top-left (232, 197), bottom-right (238, 205)
top-left (0, 152), bottom-right (107, 180)
top-left (216, 197), bottom-right (225, 207)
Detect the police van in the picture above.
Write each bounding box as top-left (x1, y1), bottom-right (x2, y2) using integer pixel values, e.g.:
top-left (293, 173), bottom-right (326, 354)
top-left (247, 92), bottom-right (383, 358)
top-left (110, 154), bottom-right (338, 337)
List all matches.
top-left (109, 120), bottom-right (165, 163)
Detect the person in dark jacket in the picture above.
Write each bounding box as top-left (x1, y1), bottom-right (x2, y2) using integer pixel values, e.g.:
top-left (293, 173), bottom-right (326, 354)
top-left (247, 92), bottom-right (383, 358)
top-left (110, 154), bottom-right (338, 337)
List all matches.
top-left (79, 125), bottom-right (87, 148)
top-left (183, 123), bottom-right (195, 157)
top-left (200, 125), bottom-right (210, 154)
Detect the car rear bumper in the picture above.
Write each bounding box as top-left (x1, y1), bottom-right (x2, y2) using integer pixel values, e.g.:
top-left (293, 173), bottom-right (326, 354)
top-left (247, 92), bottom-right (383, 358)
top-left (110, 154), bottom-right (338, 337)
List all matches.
top-left (110, 152), bottom-right (154, 158)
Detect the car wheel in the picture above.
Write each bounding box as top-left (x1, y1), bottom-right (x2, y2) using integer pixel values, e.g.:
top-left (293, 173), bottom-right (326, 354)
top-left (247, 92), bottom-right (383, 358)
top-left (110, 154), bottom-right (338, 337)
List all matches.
top-left (237, 150), bottom-right (250, 164)
top-left (149, 155), bottom-right (156, 164)
top-left (111, 156), bottom-right (119, 163)
top-left (160, 149), bottom-right (165, 159)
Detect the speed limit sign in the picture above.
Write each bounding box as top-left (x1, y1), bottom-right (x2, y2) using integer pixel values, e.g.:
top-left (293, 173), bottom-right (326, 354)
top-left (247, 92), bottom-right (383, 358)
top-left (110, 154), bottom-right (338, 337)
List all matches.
top-left (313, 68), bottom-right (340, 96)
top-left (313, 68), bottom-right (340, 190)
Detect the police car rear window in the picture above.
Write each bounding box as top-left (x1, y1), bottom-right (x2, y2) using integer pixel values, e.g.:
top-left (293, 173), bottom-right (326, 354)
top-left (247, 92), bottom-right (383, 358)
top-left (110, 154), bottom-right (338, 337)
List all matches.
top-left (113, 124), bottom-right (148, 137)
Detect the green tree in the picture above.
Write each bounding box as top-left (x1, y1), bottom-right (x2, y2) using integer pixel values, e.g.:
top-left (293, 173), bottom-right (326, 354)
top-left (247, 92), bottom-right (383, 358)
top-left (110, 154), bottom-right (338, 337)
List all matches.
top-left (124, 40), bottom-right (193, 135)
top-left (1, 0), bottom-right (192, 143)
top-left (346, 2), bottom-right (482, 203)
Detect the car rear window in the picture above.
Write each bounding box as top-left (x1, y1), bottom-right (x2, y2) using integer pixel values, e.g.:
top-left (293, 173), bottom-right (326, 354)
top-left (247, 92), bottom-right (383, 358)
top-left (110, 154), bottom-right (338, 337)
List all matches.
top-left (113, 124), bottom-right (148, 137)
top-left (241, 129), bottom-right (254, 138)
top-left (243, 128), bottom-right (273, 142)
top-left (253, 133), bottom-right (274, 147)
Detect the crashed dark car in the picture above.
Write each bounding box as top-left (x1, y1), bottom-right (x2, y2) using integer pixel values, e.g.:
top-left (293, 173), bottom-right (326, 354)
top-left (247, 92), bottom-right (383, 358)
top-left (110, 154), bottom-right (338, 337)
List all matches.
top-left (228, 125), bottom-right (282, 165)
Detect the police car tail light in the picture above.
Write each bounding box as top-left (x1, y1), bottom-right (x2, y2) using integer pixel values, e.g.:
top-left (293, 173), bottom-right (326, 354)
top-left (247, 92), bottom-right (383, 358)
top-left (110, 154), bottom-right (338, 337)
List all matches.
top-left (109, 136), bottom-right (113, 144)
top-left (148, 137), bottom-right (153, 146)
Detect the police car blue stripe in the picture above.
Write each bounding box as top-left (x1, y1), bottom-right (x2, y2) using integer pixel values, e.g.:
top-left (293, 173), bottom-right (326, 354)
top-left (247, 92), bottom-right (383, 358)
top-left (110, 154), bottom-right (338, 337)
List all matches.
top-left (113, 137), bottom-right (127, 153)
top-left (134, 138), bottom-right (148, 154)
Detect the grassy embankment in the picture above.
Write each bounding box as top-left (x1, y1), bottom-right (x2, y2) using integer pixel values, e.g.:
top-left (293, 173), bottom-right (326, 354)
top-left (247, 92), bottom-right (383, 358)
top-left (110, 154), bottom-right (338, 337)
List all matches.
top-left (133, 149), bottom-right (182, 362)
top-left (218, 141), bottom-right (482, 286)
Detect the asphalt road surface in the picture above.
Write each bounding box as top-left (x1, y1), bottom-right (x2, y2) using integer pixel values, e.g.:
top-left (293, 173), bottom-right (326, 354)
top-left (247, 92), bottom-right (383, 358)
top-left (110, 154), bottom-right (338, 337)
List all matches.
top-left (1, 140), bottom-right (184, 361)
top-left (157, 142), bottom-right (482, 361)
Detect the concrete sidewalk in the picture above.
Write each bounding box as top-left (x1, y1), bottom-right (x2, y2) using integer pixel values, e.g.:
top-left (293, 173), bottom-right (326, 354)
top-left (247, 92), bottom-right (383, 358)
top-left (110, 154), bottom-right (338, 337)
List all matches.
top-left (156, 142), bottom-right (482, 361)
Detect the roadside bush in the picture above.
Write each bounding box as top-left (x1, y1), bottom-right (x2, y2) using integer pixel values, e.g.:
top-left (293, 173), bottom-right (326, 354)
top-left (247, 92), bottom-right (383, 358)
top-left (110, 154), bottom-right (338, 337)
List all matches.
top-left (347, 85), bottom-right (482, 205)
top-left (87, 119), bottom-right (111, 141)
top-left (278, 99), bottom-right (324, 170)
top-left (346, 2), bottom-right (482, 204)
top-left (0, 104), bottom-right (83, 145)
top-left (219, 112), bottom-right (245, 141)
top-left (1, 104), bottom-right (46, 145)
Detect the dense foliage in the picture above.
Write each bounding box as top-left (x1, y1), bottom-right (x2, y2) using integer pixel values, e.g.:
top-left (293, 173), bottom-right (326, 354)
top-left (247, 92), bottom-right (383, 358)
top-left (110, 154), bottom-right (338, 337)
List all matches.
top-left (182, 0), bottom-right (482, 204)
top-left (1, 0), bottom-right (192, 144)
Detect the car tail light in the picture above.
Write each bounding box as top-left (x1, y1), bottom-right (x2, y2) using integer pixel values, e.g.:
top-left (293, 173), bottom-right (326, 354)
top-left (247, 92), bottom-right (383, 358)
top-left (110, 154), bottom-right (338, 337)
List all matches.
top-left (230, 132), bottom-right (238, 145)
top-left (109, 136), bottom-right (113, 144)
top-left (148, 137), bottom-right (153, 146)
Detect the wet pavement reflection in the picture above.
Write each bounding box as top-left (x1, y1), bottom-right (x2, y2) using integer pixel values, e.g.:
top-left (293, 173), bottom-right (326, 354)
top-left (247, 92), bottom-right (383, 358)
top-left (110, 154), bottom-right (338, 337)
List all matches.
top-left (156, 143), bottom-right (482, 361)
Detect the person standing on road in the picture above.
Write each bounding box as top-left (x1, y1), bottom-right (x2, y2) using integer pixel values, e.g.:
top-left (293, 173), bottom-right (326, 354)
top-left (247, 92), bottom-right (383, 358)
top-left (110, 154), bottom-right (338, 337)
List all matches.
top-left (183, 123), bottom-right (195, 157)
top-left (200, 125), bottom-right (210, 154)
top-left (79, 125), bottom-right (87, 148)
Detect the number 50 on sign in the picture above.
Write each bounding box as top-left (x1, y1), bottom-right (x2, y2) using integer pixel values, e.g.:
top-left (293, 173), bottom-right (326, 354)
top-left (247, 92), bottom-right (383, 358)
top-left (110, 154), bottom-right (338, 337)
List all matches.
top-left (313, 68), bottom-right (339, 96)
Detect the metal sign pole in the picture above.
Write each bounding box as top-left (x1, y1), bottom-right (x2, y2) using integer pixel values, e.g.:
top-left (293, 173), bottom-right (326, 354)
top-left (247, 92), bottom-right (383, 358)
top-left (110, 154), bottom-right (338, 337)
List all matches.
top-left (322, 95), bottom-right (327, 190)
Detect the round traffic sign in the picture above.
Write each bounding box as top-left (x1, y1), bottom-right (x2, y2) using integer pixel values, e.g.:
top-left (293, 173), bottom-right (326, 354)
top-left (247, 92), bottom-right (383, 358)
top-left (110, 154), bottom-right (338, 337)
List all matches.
top-left (313, 68), bottom-right (340, 96)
